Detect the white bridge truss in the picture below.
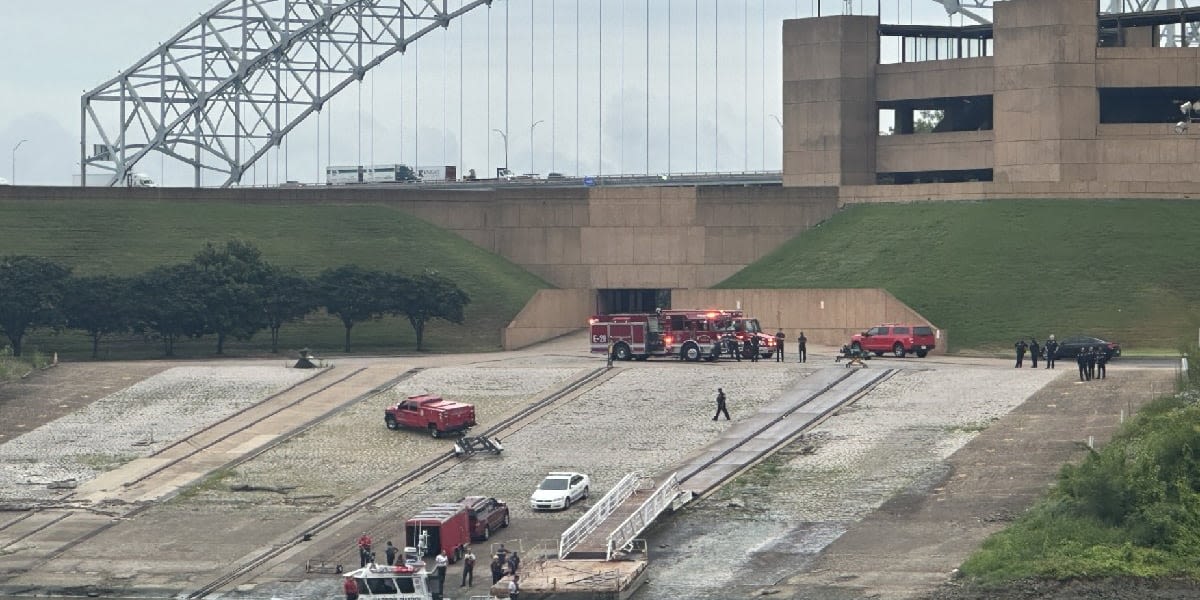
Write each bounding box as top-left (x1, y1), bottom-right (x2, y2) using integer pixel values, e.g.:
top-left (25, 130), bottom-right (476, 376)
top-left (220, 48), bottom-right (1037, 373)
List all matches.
top-left (937, 0), bottom-right (1200, 45)
top-left (80, 0), bottom-right (493, 188)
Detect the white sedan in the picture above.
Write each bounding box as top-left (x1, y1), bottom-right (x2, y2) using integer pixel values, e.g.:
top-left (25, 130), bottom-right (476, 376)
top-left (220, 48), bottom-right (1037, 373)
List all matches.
top-left (529, 471), bottom-right (590, 510)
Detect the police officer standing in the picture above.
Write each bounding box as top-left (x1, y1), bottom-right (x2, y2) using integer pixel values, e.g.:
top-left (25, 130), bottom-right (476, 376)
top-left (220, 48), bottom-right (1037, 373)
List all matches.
top-left (1029, 338), bottom-right (1040, 369)
top-left (1014, 339), bottom-right (1028, 368)
top-left (726, 334), bottom-right (741, 361)
top-left (1077, 348), bottom-right (1089, 381)
top-left (1096, 347), bottom-right (1109, 379)
top-left (1044, 335), bottom-right (1057, 369)
top-left (775, 329), bottom-right (786, 362)
top-left (1086, 346), bottom-right (1098, 380)
top-left (797, 331), bottom-right (808, 363)
top-left (750, 336), bottom-right (760, 362)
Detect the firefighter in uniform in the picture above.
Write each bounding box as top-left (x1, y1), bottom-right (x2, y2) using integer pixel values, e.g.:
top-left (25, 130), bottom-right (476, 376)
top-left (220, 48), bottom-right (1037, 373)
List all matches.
top-left (750, 336), bottom-right (760, 362)
top-left (775, 329), bottom-right (785, 362)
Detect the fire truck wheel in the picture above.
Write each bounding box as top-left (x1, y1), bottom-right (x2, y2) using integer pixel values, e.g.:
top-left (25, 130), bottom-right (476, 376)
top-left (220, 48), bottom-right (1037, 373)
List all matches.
top-left (429, 425), bottom-right (441, 439)
top-left (683, 344), bottom-right (701, 362)
top-left (892, 343), bottom-right (906, 358)
top-left (614, 343), bottom-right (632, 361)
top-left (385, 416), bottom-right (399, 430)
top-left (483, 526), bottom-right (491, 540)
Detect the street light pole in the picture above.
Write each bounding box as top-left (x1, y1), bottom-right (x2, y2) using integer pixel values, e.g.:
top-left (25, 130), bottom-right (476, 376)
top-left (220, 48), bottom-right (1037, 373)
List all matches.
top-left (492, 129), bottom-right (509, 176)
top-left (529, 119), bottom-right (545, 174)
top-left (11, 139), bottom-right (28, 184)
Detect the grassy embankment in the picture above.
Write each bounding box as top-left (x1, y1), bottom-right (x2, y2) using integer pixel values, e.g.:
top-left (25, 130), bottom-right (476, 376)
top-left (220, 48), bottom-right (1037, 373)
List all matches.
top-left (0, 198), bottom-right (549, 359)
top-left (958, 351), bottom-right (1200, 585)
top-left (719, 199), bottom-right (1200, 355)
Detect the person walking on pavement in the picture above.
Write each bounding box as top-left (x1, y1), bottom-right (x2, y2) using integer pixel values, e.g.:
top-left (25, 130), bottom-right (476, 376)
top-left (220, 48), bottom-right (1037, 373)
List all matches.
top-left (775, 329), bottom-right (786, 362)
top-left (384, 541), bottom-right (398, 566)
top-left (713, 388), bottom-right (730, 421)
top-left (343, 575), bottom-right (360, 600)
top-left (490, 555), bottom-right (505, 584)
top-left (461, 548), bottom-right (476, 587)
top-left (1029, 338), bottom-right (1041, 368)
top-left (1044, 335), bottom-right (1058, 369)
top-left (797, 331), bottom-right (808, 363)
top-left (357, 533), bottom-right (373, 567)
top-left (1014, 339), bottom-right (1027, 368)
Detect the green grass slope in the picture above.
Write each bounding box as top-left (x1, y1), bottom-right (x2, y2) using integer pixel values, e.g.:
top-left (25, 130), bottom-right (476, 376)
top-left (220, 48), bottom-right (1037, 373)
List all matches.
top-left (719, 200), bottom-right (1200, 354)
top-left (0, 198), bottom-right (549, 358)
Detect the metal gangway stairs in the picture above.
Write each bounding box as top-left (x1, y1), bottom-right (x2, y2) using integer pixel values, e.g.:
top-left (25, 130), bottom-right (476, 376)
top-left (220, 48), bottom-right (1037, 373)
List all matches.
top-left (558, 471), bottom-right (681, 561)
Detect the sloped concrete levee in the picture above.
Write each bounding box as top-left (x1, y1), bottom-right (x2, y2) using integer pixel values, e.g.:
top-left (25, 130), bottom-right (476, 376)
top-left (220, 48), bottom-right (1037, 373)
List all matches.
top-left (516, 367), bottom-right (895, 599)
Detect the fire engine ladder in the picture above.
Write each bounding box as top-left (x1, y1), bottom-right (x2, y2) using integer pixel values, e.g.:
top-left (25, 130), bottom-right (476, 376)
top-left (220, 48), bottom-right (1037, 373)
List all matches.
top-left (557, 471), bottom-right (645, 559)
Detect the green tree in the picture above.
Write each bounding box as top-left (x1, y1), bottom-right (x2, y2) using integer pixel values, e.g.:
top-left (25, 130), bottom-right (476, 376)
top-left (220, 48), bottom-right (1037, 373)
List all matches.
top-left (393, 270), bottom-right (470, 351)
top-left (191, 240), bottom-right (273, 354)
top-left (261, 267), bottom-right (318, 353)
top-left (62, 274), bottom-right (134, 358)
top-left (131, 264), bottom-right (207, 357)
top-left (316, 265), bottom-right (391, 353)
top-left (914, 110), bottom-right (945, 133)
top-left (0, 256), bottom-right (71, 356)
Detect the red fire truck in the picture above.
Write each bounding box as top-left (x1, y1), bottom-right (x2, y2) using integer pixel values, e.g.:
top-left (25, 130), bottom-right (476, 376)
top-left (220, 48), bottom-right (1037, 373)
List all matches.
top-left (405, 503), bottom-right (471, 564)
top-left (660, 309), bottom-right (776, 361)
top-left (589, 313), bottom-right (671, 360)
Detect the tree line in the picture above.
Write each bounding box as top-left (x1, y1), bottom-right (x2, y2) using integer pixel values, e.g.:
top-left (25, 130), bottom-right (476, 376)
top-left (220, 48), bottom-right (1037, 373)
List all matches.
top-left (0, 240), bottom-right (470, 358)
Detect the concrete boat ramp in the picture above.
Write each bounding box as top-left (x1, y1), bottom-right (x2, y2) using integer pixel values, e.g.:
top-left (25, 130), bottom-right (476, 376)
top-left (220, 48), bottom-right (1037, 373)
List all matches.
top-left (496, 367), bottom-right (895, 599)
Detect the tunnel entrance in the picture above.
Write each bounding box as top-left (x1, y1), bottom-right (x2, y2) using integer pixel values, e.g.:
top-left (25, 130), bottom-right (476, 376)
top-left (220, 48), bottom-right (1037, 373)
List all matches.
top-left (596, 289), bottom-right (671, 314)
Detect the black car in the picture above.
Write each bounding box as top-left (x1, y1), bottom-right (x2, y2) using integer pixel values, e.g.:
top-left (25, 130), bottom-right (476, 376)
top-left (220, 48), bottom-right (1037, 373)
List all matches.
top-left (1053, 335), bottom-right (1121, 359)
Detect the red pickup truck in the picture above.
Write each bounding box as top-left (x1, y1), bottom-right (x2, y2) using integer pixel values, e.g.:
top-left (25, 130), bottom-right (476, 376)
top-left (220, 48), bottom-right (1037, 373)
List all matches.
top-left (384, 394), bottom-right (477, 438)
top-left (850, 323), bottom-right (937, 358)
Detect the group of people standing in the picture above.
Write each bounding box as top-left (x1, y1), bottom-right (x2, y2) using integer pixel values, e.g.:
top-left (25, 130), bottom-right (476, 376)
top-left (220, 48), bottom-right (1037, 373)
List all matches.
top-left (718, 329), bottom-right (808, 363)
top-left (1074, 346), bottom-right (1110, 382)
top-left (1014, 335), bottom-right (1111, 382)
top-left (1013, 336), bottom-right (1059, 369)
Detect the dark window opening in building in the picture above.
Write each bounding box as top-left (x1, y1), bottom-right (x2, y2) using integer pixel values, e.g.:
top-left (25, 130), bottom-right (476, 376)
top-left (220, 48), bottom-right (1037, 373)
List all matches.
top-left (878, 24), bottom-right (993, 64)
top-left (878, 96), bottom-right (992, 135)
top-left (877, 169), bottom-right (993, 185)
top-left (596, 289), bottom-right (670, 315)
top-left (1099, 87), bottom-right (1200, 124)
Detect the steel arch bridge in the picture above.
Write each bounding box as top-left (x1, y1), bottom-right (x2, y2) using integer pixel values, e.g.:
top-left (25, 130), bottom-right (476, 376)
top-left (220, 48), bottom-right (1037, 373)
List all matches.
top-left (82, 0), bottom-right (1199, 188)
top-left (81, 0), bottom-right (493, 188)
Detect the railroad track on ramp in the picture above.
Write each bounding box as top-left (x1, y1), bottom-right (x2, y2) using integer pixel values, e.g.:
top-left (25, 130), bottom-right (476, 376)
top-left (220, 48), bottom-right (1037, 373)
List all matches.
top-left (187, 365), bottom-right (615, 599)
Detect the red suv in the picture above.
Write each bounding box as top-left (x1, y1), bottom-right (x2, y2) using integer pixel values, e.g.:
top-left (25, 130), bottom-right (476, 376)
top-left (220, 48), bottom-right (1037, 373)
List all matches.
top-left (850, 324), bottom-right (936, 358)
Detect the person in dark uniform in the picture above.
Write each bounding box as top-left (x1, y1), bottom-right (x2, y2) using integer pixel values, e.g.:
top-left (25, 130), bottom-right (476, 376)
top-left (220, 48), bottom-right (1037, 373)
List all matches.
top-left (1014, 339), bottom-right (1028, 368)
top-left (797, 331), bottom-right (808, 363)
top-left (490, 555), bottom-right (505, 585)
top-left (748, 337), bottom-right (758, 362)
top-left (713, 388), bottom-right (730, 421)
top-left (774, 329), bottom-right (786, 362)
top-left (1044, 335), bottom-right (1057, 369)
top-left (1086, 346), bottom-right (1098, 380)
top-left (725, 334), bottom-right (741, 361)
top-left (1077, 348), bottom-right (1088, 381)
top-left (385, 541), bottom-right (398, 566)
top-left (1096, 347), bottom-right (1109, 379)
top-left (1029, 338), bottom-right (1040, 368)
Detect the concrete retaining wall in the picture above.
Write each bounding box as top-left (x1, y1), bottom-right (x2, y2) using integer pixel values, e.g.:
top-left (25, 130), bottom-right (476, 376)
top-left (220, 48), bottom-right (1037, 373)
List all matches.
top-left (501, 289), bottom-right (595, 350)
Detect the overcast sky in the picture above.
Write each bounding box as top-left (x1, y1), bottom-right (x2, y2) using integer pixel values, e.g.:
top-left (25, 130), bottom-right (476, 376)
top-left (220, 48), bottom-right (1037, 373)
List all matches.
top-left (0, 0), bottom-right (969, 187)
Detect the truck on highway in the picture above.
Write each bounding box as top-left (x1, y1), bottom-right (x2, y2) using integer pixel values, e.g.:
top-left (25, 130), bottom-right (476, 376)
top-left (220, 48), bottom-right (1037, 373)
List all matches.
top-left (414, 165), bottom-right (457, 182)
top-left (72, 172), bottom-right (157, 187)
